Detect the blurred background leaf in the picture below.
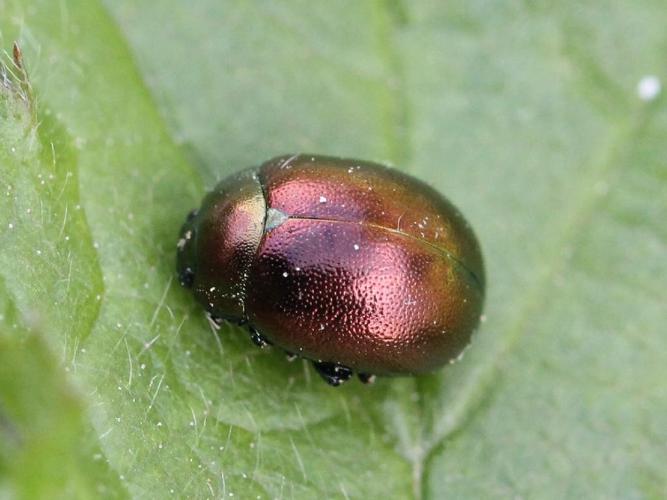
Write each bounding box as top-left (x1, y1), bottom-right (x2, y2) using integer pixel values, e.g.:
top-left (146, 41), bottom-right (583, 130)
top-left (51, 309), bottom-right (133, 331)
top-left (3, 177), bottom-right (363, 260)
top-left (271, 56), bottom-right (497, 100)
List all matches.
top-left (1, 0), bottom-right (666, 498)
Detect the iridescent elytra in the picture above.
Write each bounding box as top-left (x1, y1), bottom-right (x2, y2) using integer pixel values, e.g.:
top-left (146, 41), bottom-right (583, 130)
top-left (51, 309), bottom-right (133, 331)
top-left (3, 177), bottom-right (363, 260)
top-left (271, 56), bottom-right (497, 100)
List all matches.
top-left (177, 154), bottom-right (485, 386)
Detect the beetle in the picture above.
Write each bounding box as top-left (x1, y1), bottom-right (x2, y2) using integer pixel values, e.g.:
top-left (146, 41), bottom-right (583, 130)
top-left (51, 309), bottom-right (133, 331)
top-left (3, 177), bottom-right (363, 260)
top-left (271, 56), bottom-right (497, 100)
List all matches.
top-left (176, 154), bottom-right (485, 386)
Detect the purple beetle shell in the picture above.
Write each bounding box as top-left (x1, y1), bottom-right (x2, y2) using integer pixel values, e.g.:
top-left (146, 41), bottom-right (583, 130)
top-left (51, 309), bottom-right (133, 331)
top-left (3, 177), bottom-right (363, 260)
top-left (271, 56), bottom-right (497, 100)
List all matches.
top-left (177, 154), bottom-right (484, 377)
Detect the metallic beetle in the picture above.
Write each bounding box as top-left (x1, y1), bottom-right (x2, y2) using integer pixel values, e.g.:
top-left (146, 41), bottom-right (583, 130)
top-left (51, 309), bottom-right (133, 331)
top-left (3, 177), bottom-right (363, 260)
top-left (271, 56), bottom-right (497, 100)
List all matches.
top-left (177, 154), bottom-right (485, 386)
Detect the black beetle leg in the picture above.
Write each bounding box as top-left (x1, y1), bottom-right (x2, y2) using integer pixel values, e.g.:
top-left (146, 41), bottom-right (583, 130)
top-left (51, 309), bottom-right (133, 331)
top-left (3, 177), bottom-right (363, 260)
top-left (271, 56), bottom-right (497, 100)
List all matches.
top-left (186, 208), bottom-right (198, 222)
top-left (205, 311), bottom-right (223, 330)
top-left (312, 361), bottom-right (353, 386)
top-left (178, 267), bottom-right (195, 288)
top-left (357, 373), bottom-right (376, 385)
top-left (285, 351), bottom-right (298, 362)
top-left (248, 326), bottom-right (272, 348)
top-left (212, 312), bottom-right (247, 327)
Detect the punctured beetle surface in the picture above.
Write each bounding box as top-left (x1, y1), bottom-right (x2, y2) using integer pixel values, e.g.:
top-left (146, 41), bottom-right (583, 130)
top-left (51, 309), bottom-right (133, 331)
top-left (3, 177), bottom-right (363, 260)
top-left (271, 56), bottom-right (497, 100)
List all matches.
top-left (177, 154), bottom-right (485, 386)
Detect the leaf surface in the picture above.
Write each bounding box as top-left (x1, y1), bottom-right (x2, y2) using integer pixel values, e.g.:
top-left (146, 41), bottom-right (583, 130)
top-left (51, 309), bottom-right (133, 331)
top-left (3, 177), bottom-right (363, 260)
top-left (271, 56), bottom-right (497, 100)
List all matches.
top-left (1, 1), bottom-right (666, 498)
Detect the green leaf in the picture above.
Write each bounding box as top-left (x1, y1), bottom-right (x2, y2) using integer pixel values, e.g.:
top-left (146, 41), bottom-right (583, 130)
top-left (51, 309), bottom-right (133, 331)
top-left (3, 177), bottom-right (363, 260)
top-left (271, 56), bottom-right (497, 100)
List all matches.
top-left (1, 1), bottom-right (666, 498)
top-left (0, 282), bottom-right (126, 499)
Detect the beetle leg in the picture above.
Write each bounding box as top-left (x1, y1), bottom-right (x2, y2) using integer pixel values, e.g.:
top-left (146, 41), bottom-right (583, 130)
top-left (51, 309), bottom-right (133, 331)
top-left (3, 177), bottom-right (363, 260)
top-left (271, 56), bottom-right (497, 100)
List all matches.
top-left (248, 326), bottom-right (272, 348)
top-left (211, 312), bottom-right (247, 327)
top-left (178, 267), bottom-right (195, 288)
top-left (205, 311), bottom-right (223, 330)
top-left (285, 351), bottom-right (298, 362)
top-left (357, 373), bottom-right (376, 385)
top-left (186, 208), bottom-right (198, 222)
top-left (312, 361), bottom-right (353, 386)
